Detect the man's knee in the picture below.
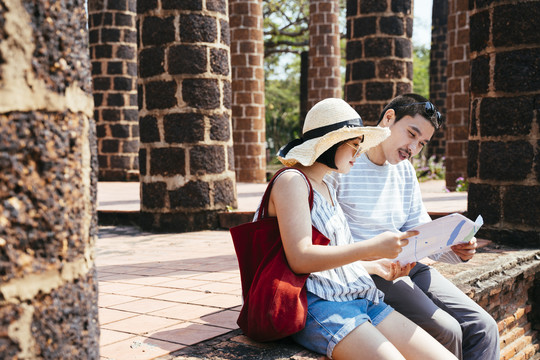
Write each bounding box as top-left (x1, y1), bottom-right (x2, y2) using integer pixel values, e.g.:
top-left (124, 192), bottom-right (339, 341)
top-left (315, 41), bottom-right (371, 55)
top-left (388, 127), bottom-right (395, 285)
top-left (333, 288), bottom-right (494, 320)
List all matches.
top-left (430, 309), bottom-right (463, 344)
top-left (420, 309), bottom-right (463, 359)
top-left (464, 309), bottom-right (500, 348)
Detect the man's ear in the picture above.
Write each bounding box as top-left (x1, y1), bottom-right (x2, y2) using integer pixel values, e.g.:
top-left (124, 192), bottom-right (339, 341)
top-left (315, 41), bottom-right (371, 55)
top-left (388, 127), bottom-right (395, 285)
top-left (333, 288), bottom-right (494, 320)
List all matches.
top-left (380, 109), bottom-right (395, 128)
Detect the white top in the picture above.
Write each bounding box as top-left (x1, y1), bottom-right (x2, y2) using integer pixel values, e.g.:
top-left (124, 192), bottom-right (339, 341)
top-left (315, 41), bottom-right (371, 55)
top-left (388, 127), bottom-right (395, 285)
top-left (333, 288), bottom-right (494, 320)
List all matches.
top-left (326, 154), bottom-right (462, 264)
top-left (256, 168), bottom-right (384, 303)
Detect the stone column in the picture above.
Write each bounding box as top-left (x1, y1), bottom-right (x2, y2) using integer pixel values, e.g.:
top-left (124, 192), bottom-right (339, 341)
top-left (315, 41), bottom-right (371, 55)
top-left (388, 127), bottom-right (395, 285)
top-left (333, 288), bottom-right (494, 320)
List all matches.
top-left (427, 0), bottom-right (448, 159)
top-left (88, 0), bottom-right (139, 181)
top-left (229, 0), bottom-right (266, 183)
top-left (345, 0), bottom-right (413, 125)
top-left (0, 0), bottom-right (99, 358)
top-left (467, 0), bottom-right (540, 247)
top-left (445, 0), bottom-right (470, 190)
top-left (138, 0), bottom-right (237, 232)
top-left (308, 0), bottom-right (342, 109)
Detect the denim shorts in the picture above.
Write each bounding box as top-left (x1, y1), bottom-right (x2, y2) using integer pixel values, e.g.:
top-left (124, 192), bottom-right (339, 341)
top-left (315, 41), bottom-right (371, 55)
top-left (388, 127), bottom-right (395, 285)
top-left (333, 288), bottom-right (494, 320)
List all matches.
top-left (291, 291), bottom-right (394, 359)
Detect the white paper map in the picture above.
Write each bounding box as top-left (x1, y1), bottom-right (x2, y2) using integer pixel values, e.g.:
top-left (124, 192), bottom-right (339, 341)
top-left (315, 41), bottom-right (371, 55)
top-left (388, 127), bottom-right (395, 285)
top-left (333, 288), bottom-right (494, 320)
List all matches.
top-left (394, 213), bottom-right (484, 264)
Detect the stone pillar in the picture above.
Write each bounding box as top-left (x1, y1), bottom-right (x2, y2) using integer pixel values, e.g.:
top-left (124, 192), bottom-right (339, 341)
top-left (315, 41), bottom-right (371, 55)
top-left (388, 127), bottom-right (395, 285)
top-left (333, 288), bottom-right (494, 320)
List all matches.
top-left (345, 0), bottom-right (413, 125)
top-left (308, 0), bottom-right (342, 109)
top-left (427, 0), bottom-right (448, 159)
top-left (467, 0), bottom-right (540, 247)
top-left (0, 0), bottom-right (99, 358)
top-left (229, 0), bottom-right (266, 183)
top-left (138, 0), bottom-right (237, 232)
top-left (445, 0), bottom-right (470, 190)
top-left (88, 0), bottom-right (139, 181)
top-left (300, 50), bottom-right (309, 127)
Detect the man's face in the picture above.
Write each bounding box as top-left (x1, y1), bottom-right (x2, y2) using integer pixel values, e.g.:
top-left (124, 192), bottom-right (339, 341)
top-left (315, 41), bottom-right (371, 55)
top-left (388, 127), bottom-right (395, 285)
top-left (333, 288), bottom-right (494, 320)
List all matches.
top-left (380, 114), bottom-right (435, 165)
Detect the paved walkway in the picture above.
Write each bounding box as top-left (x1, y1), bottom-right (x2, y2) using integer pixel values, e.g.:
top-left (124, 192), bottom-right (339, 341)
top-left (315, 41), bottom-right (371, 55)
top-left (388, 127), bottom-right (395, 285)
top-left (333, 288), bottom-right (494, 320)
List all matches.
top-left (96, 180), bottom-right (467, 360)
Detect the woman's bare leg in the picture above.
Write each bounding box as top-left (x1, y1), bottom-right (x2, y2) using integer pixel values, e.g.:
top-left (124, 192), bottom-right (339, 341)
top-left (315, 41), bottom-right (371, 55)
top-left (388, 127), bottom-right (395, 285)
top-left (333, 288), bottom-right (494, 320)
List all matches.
top-left (376, 311), bottom-right (457, 360)
top-left (332, 321), bottom-right (405, 360)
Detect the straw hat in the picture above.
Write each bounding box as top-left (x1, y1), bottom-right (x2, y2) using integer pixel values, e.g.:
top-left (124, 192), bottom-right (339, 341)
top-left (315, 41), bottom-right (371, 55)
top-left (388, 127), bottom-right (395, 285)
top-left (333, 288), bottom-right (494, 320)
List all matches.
top-left (277, 98), bottom-right (390, 166)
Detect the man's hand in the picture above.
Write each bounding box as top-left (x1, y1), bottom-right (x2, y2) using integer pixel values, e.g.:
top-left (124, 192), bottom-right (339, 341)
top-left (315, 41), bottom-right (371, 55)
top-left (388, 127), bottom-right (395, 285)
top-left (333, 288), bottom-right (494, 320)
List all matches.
top-left (367, 259), bottom-right (416, 281)
top-left (451, 237), bottom-right (478, 261)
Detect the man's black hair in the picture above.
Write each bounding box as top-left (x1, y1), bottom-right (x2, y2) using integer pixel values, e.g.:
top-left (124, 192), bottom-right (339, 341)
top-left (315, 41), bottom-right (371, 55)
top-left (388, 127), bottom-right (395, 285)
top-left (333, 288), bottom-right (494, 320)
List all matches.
top-left (377, 93), bottom-right (443, 130)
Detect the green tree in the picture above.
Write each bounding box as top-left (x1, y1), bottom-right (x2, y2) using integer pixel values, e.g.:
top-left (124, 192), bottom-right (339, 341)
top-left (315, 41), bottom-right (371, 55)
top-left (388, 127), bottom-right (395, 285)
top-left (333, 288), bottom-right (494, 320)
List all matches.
top-left (413, 45), bottom-right (430, 99)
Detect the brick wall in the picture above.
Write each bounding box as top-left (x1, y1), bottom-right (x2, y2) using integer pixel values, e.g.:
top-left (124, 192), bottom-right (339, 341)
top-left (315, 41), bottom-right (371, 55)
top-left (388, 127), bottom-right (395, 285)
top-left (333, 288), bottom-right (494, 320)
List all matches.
top-left (137, 0), bottom-right (237, 232)
top-left (308, 0), bottom-right (342, 109)
top-left (444, 0), bottom-right (470, 191)
top-left (467, 0), bottom-right (540, 247)
top-left (0, 0), bottom-right (99, 357)
top-left (88, 0), bottom-right (139, 181)
top-left (428, 0), bottom-right (448, 159)
top-left (345, 0), bottom-right (413, 125)
top-left (229, 0), bottom-right (266, 183)
top-left (433, 248), bottom-right (540, 360)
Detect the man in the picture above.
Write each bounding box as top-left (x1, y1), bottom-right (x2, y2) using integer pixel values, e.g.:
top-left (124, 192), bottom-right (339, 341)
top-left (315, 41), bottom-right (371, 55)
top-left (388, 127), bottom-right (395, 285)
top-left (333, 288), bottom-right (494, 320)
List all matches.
top-left (326, 93), bottom-right (499, 360)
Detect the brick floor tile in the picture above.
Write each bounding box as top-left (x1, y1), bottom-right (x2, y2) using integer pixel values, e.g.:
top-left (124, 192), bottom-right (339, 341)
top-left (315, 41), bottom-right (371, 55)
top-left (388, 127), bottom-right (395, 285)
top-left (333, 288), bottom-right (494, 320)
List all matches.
top-left (154, 278), bottom-right (210, 290)
top-left (98, 282), bottom-right (142, 294)
top-left (190, 294), bottom-right (242, 308)
top-left (188, 281), bottom-right (242, 295)
top-left (116, 275), bottom-right (176, 286)
top-left (148, 303), bottom-right (220, 321)
top-left (101, 314), bottom-right (182, 335)
top-left (147, 322), bottom-right (231, 346)
top-left (195, 310), bottom-right (240, 329)
top-left (187, 271), bottom-right (240, 282)
top-left (100, 336), bottom-right (185, 360)
top-left (120, 285), bottom-right (177, 298)
top-left (109, 298), bottom-right (178, 314)
top-left (98, 294), bottom-right (139, 307)
top-left (154, 269), bottom-right (202, 278)
top-left (152, 289), bottom-right (210, 303)
top-left (100, 328), bottom-right (135, 346)
top-left (122, 267), bottom-right (182, 277)
top-left (99, 308), bottom-right (138, 325)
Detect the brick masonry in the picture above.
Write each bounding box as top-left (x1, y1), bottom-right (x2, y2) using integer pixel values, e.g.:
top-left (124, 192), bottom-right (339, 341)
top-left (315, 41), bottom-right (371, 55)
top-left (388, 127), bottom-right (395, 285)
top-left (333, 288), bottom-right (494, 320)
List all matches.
top-left (137, 0), bottom-right (237, 232)
top-left (88, 0), bottom-right (139, 181)
top-left (467, 0), bottom-right (540, 247)
top-left (345, 0), bottom-right (414, 125)
top-left (433, 247), bottom-right (540, 360)
top-left (229, 0), bottom-right (266, 183)
top-left (428, 0), bottom-right (448, 160)
top-left (445, 0), bottom-right (470, 191)
top-left (308, 0), bottom-right (342, 110)
top-left (0, 0), bottom-right (99, 357)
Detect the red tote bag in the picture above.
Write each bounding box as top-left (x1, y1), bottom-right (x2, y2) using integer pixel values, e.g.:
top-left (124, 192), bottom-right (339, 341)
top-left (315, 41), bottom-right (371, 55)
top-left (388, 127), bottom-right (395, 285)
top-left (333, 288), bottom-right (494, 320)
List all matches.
top-left (230, 167), bottom-right (330, 342)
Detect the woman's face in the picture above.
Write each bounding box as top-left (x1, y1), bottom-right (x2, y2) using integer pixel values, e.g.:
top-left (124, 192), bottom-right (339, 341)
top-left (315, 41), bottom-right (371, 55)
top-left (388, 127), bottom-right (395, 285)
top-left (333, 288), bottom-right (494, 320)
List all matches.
top-left (334, 136), bottom-right (363, 173)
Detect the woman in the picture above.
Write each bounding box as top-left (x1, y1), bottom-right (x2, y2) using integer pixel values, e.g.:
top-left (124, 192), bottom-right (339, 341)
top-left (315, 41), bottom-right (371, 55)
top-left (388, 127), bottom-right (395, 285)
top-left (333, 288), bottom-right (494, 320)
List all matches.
top-left (262, 98), bottom-right (456, 360)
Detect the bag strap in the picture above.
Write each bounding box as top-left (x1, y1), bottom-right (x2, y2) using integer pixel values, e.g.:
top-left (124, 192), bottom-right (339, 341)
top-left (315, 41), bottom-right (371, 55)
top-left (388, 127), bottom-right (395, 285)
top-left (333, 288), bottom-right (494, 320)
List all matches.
top-left (256, 167), bottom-right (314, 221)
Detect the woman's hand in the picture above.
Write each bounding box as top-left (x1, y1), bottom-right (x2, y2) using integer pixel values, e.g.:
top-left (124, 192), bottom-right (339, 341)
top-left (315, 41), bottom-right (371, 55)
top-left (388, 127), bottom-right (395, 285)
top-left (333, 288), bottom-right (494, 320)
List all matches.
top-left (366, 259), bottom-right (416, 281)
top-left (367, 230), bottom-right (419, 259)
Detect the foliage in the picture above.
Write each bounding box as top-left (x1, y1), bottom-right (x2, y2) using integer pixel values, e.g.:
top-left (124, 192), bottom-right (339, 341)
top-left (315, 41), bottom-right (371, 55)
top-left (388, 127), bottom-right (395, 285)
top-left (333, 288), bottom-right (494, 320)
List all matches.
top-left (265, 76), bottom-right (302, 161)
top-left (411, 152), bottom-right (446, 182)
top-left (413, 45), bottom-right (430, 99)
top-left (455, 177), bottom-right (469, 192)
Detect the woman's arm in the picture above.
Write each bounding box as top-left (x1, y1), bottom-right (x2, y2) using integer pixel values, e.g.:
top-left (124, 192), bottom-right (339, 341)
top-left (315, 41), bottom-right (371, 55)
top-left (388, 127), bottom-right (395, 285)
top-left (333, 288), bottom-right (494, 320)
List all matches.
top-left (269, 172), bottom-right (415, 274)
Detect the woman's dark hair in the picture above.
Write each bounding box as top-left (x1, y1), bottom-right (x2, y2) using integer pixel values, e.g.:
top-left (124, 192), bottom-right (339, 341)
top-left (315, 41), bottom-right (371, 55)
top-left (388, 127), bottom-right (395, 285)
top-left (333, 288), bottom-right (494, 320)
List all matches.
top-left (315, 137), bottom-right (360, 169)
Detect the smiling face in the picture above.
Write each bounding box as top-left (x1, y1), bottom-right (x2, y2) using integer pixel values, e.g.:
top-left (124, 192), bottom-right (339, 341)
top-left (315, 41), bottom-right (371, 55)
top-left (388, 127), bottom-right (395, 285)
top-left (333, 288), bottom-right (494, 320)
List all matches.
top-left (371, 110), bottom-right (435, 165)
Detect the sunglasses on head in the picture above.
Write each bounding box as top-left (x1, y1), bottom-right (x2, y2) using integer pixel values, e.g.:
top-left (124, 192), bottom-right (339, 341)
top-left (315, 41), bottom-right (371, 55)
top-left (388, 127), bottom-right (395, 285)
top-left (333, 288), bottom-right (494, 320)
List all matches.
top-left (394, 101), bottom-right (442, 128)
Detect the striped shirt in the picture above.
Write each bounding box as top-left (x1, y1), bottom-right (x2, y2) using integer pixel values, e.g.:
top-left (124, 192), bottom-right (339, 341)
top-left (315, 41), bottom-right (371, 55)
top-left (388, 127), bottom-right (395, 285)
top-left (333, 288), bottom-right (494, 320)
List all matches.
top-left (326, 154), bottom-right (462, 264)
top-left (257, 168), bottom-right (384, 303)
